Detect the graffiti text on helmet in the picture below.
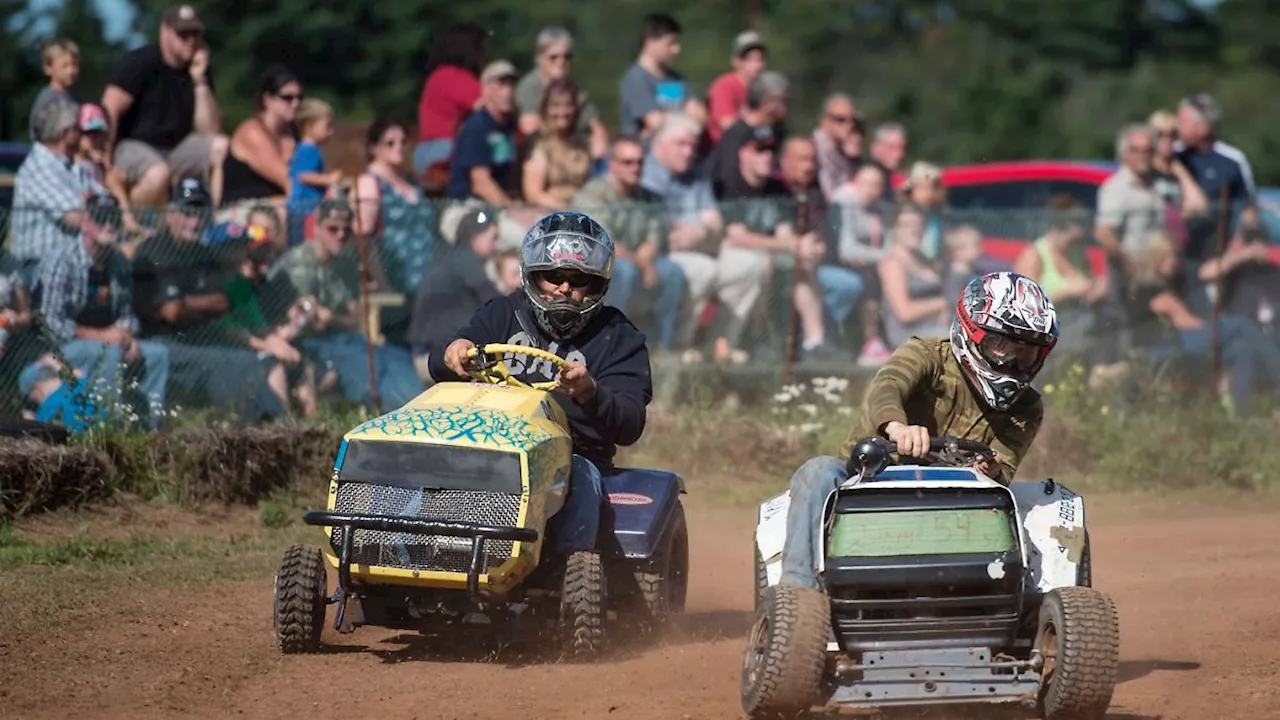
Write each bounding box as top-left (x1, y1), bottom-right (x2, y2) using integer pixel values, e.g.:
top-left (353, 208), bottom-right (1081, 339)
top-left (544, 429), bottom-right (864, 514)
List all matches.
top-left (546, 235), bottom-right (589, 265)
top-left (502, 331), bottom-right (587, 381)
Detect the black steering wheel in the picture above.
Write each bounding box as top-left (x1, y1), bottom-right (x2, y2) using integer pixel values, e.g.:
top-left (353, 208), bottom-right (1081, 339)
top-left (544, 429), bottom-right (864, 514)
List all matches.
top-left (845, 435), bottom-right (996, 478)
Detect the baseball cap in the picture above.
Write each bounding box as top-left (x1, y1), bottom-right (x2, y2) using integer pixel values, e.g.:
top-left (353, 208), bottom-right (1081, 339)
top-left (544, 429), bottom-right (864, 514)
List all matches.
top-left (86, 193), bottom-right (123, 228)
top-left (315, 198), bottom-right (352, 225)
top-left (743, 123), bottom-right (777, 152)
top-left (173, 178), bottom-right (211, 210)
top-left (733, 31), bottom-right (767, 57)
top-left (79, 103), bottom-right (108, 133)
top-left (18, 359), bottom-right (62, 398)
top-left (480, 60), bottom-right (519, 84)
top-left (162, 4), bottom-right (205, 33)
top-left (455, 209), bottom-right (495, 246)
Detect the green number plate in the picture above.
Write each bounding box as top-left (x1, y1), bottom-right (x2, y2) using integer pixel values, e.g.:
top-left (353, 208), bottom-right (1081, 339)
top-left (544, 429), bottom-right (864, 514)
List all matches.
top-left (828, 509), bottom-right (1015, 557)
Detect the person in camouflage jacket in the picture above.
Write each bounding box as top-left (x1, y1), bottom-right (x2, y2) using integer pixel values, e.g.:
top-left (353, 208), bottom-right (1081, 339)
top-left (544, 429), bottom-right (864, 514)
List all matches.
top-left (779, 272), bottom-right (1059, 590)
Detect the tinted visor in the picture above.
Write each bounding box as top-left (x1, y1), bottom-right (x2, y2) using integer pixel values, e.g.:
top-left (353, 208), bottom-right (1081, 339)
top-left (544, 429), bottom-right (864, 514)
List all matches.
top-left (978, 333), bottom-right (1043, 374)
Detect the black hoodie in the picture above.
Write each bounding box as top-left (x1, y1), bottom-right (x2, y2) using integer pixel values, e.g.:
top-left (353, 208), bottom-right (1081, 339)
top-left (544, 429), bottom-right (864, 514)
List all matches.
top-left (427, 293), bottom-right (653, 468)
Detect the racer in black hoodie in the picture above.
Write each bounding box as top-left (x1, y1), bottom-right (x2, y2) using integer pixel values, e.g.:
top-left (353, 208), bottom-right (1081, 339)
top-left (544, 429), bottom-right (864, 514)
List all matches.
top-left (428, 212), bottom-right (654, 558)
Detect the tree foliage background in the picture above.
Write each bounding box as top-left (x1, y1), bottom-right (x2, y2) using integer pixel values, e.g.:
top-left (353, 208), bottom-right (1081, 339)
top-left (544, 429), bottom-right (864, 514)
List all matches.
top-left (4, 0), bottom-right (1280, 183)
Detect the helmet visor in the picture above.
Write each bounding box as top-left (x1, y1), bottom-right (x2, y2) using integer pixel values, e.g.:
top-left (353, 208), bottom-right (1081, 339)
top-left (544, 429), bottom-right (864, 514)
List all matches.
top-left (978, 333), bottom-right (1044, 374)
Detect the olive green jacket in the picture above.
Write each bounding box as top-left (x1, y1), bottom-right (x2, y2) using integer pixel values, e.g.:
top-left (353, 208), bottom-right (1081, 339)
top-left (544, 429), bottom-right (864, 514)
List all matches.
top-left (840, 337), bottom-right (1044, 485)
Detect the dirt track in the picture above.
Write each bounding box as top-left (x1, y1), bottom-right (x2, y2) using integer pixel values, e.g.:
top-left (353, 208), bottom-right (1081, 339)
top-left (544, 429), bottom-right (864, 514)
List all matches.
top-left (5, 499), bottom-right (1280, 720)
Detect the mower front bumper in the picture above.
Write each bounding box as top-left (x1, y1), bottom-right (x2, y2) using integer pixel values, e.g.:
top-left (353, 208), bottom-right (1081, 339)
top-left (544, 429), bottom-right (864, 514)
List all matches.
top-left (303, 510), bottom-right (539, 598)
top-left (826, 647), bottom-right (1043, 711)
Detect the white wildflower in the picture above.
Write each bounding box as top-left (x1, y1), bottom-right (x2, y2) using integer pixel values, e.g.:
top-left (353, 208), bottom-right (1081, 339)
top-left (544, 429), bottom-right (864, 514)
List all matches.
top-left (799, 403), bottom-right (818, 417)
top-left (837, 407), bottom-right (853, 416)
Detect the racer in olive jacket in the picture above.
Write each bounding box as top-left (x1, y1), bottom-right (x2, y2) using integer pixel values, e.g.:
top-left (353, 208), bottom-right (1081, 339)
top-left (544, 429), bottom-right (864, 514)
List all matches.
top-left (779, 272), bottom-right (1059, 590)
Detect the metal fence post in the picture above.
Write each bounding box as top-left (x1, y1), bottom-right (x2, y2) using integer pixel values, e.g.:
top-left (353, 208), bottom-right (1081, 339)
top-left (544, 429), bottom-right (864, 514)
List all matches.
top-left (351, 180), bottom-right (382, 416)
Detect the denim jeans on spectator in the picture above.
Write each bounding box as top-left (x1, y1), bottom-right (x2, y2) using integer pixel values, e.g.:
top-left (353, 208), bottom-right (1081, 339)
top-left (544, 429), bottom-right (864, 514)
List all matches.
top-left (412, 139), bottom-right (455, 179)
top-left (556, 454), bottom-right (605, 555)
top-left (299, 331), bottom-right (425, 409)
top-left (1169, 314), bottom-right (1280, 411)
top-left (816, 264), bottom-right (865, 334)
top-left (608, 256), bottom-right (687, 350)
top-left (778, 455), bottom-right (848, 590)
top-left (59, 338), bottom-right (171, 429)
top-left (160, 339), bottom-right (283, 423)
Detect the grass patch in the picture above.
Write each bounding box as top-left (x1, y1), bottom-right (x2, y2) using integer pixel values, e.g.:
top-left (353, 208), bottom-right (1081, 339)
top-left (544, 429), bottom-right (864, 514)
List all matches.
top-left (0, 525), bottom-right (205, 568)
top-left (0, 521), bottom-right (320, 641)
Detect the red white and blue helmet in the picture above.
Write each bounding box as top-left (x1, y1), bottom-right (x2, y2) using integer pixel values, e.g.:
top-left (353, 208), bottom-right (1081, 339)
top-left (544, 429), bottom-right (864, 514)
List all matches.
top-left (950, 272), bottom-right (1058, 411)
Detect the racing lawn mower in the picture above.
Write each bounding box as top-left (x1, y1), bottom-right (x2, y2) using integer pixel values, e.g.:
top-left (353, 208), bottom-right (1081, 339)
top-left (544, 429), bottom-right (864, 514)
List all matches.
top-left (744, 436), bottom-right (1119, 719)
top-left (272, 344), bottom-right (688, 658)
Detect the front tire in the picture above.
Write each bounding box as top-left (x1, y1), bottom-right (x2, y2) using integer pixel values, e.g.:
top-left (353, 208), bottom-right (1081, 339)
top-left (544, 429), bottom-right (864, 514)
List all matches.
top-left (741, 584), bottom-right (830, 719)
top-left (1037, 586), bottom-right (1120, 720)
top-left (560, 551), bottom-right (607, 658)
top-left (273, 545), bottom-right (328, 654)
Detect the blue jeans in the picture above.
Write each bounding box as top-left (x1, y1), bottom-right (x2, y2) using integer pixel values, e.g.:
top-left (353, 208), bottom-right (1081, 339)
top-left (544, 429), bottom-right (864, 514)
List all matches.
top-left (300, 332), bottom-right (425, 409)
top-left (779, 456), bottom-right (847, 590)
top-left (60, 337), bottom-right (171, 429)
top-left (412, 138), bottom-right (454, 178)
top-left (1174, 314), bottom-right (1280, 411)
top-left (160, 340), bottom-right (283, 423)
top-left (608, 256), bottom-right (687, 350)
top-left (556, 454), bottom-right (604, 555)
top-left (816, 265), bottom-right (865, 328)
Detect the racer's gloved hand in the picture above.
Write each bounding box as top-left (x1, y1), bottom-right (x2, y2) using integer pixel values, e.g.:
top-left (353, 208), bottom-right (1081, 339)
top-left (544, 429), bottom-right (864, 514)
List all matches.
top-left (972, 452), bottom-right (1001, 480)
top-left (444, 338), bottom-right (477, 377)
top-left (555, 362), bottom-right (597, 404)
top-left (883, 421), bottom-right (930, 459)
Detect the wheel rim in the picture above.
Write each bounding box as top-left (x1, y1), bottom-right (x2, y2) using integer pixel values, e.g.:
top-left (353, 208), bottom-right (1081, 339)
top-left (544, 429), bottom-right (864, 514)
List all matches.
top-left (1038, 619), bottom-right (1060, 689)
top-left (744, 611), bottom-right (770, 688)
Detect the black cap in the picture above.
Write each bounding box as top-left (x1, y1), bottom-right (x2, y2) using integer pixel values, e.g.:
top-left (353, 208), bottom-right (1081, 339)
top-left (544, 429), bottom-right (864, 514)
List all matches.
top-left (744, 123), bottom-right (777, 151)
top-left (455, 208), bottom-right (495, 246)
top-left (173, 178), bottom-right (211, 210)
top-left (85, 193), bottom-right (122, 228)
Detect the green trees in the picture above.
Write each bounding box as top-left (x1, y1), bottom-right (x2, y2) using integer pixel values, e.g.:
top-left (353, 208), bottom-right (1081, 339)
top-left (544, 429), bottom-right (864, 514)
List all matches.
top-left (4, 0), bottom-right (1279, 182)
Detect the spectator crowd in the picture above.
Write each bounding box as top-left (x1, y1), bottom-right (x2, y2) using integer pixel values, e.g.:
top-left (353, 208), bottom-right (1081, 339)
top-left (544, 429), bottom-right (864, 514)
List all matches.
top-left (4, 5), bottom-right (1279, 430)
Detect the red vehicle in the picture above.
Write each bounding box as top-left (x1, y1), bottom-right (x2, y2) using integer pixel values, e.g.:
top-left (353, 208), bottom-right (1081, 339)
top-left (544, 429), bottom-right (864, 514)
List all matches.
top-left (891, 160), bottom-right (1117, 275)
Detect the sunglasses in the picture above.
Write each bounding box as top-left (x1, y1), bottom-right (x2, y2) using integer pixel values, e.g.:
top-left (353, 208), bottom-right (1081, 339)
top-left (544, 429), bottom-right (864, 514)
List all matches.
top-left (321, 223), bottom-right (349, 234)
top-left (540, 270), bottom-right (594, 289)
top-left (177, 29), bottom-right (202, 41)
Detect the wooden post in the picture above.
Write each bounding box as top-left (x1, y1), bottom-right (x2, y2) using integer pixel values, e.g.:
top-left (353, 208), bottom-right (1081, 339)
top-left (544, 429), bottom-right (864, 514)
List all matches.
top-left (1207, 182), bottom-right (1231, 397)
top-left (351, 179), bottom-right (382, 416)
top-left (781, 191), bottom-right (808, 388)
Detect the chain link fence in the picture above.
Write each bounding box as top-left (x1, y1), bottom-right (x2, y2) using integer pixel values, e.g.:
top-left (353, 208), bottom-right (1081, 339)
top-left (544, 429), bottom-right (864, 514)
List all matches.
top-left (0, 192), bottom-right (1269, 425)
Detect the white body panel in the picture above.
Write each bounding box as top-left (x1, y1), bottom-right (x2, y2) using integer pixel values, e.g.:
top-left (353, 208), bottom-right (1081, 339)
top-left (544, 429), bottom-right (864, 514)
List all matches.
top-left (754, 468), bottom-right (1087, 595)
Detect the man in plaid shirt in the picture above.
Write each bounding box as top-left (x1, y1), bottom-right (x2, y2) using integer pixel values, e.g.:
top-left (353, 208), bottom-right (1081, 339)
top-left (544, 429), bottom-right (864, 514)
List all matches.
top-left (12, 94), bottom-right (107, 285)
top-left (36, 195), bottom-right (170, 427)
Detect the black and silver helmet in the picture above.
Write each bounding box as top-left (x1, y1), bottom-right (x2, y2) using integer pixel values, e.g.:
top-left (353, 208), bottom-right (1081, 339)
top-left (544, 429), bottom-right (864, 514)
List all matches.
top-left (519, 211), bottom-right (615, 340)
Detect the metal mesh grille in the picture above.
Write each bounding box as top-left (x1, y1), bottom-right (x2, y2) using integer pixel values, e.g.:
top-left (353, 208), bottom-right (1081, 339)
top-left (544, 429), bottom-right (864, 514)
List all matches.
top-left (330, 482), bottom-right (521, 573)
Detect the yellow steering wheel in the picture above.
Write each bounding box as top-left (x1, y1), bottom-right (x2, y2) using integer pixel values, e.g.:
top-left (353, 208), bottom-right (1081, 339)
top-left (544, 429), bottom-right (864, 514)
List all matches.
top-left (464, 343), bottom-right (574, 391)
